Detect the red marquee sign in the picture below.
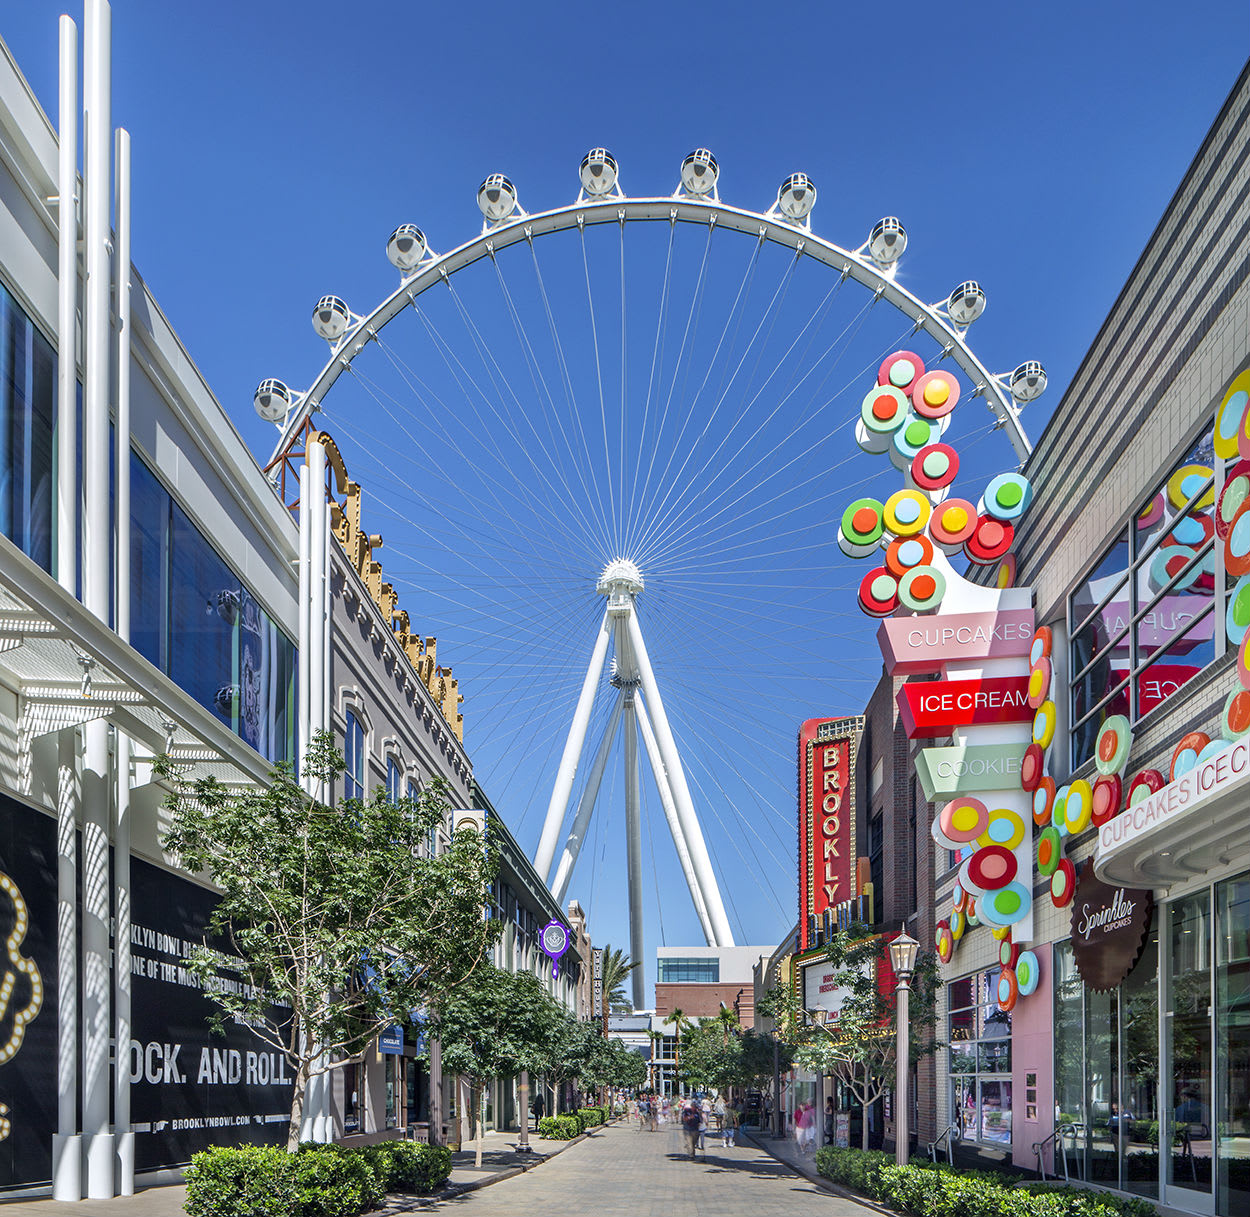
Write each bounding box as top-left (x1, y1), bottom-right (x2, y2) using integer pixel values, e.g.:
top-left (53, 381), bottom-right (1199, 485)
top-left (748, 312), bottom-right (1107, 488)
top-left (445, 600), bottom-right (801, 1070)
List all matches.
top-left (897, 675), bottom-right (1032, 739)
top-left (798, 717), bottom-right (861, 951)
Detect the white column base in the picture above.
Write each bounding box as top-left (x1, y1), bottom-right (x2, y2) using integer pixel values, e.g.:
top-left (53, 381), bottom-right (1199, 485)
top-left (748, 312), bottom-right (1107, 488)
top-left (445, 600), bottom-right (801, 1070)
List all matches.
top-left (316, 1114), bottom-right (334, 1143)
top-left (51, 1133), bottom-right (81, 1201)
top-left (115, 1129), bottom-right (134, 1196)
top-left (83, 1131), bottom-right (115, 1198)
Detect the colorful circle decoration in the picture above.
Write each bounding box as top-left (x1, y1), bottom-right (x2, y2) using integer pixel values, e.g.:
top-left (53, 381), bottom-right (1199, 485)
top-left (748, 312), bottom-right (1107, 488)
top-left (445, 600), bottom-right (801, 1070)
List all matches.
top-left (1226, 688), bottom-right (1250, 738)
top-left (885, 534), bottom-right (935, 577)
top-left (938, 796), bottom-right (990, 844)
top-left (1127, 768), bottom-right (1165, 807)
top-left (1240, 630), bottom-right (1250, 692)
top-left (1226, 504), bottom-right (1250, 578)
top-left (1016, 951), bottom-right (1041, 997)
top-left (1167, 463), bottom-right (1215, 511)
top-left (995, 554), bottom-right (1017, 589)
top-left (891, 415), bottom-right (944, 471)
top-left (964, 515), bottom-right (1015, 565)
top-left (1147, 543), bottom-right (1199, 593)
top-left (1032, 701), bottom-right (1057, 749)
top-left (1228, 574), bottom-right (1250, 644)
top-left (911, 370), bottom-right (960, 419)
top-left (858, 568), bottom-right (899, 617)
top-left (839, 497), bottom-right (885, 556)
top-left (1027, 658), bottom-right (1052, 709)
top-left (928, 498), bottom-right (978, 550)
top-left (982, 473), bottom-right (1034, 523)
top-left (861, 384), bottom-right (911, 436)
top-left (1029, 626), bottom-right (1053, 666)
top-left (952, 882), bottom-right (969, 912)
top-left (935, 920), bottom-right (953, 963)
top-left (1036, 826), bottom-right (1062, 877)
top-left (950, 907), bottom-right (967, 941)
top-left (966, 900), bottom-right (981, 928)
top-left (1216, 463), bottom-right (1250, 539)
top-left (1215, 373), bottom-right (1250, 459)
top-left (978, 882), bottom-right (1032, 928)
top-left (931, 815), bottom-right (963, 853)
top-left (1051, 785), bottom-right (1070, 837)
top-left (967, 845), bottom-right (1018, 891)
top-left (1091, 775), bottom-right (1123, 827)
top-left (1032, 776), bottom-right (1057, 827)
top-left (910, 444), bottom-right (959, 491)
top-left (898, 564), bottom-right (947, 613)
top-left (1095, 715), bottom-right (1132, 776)
top-left (998, 939), bottom-right (1021, 970)
top-left (1050, 858), bottom-right (1077, 908)
top-left (1020, 743), bottom-right (1046, 792)
top-left (880, 350), bottom-right (925, 392)
top-left (958, 855), bottom-right (984, 898)
top-left (1199, 738), bottom-right (1231, 763)
top-left (978, 808), bottom-right (1027, 852)
top-left (1171, 732), bottom-right (1211, 781)
top-left (996, 968), bottom-right (1019, 1013)
top-left (1064, 779), bottom-right (1094, 836)
top-left (883, 489), bottom-right (933, 538)
top-left (991, 924), bottom-right (1010, 941)
top-left (1138, 492), bottom-right (1165, 530)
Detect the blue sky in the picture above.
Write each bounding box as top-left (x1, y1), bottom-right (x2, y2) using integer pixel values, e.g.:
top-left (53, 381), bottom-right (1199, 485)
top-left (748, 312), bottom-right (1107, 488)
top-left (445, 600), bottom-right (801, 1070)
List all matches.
top-left (4, 2), bottom-right (1247, 999)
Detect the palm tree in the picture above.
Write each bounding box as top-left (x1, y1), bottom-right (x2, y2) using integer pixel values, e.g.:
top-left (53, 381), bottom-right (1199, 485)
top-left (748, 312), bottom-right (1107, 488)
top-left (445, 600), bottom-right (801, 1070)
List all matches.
top-left (714, 1003), bottom-right (738, 1048)
top-left (600, 945), bottom-right (640, 1014)
top-left (668, 1007), bottom-right (694, 1092)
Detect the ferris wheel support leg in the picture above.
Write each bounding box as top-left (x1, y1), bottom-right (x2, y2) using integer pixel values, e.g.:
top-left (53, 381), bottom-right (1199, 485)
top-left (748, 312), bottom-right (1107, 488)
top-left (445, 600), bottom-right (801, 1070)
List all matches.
top-left (625, 612), bottom-right (735, 947)
top-left (634, 694), bottom-right (714, 946)
top-left (622, 696), bottom-right (647, 1012)
top-left (551, 692), bottom-right (625, 905)
top-left (534, 610), bottom-right (614, 884)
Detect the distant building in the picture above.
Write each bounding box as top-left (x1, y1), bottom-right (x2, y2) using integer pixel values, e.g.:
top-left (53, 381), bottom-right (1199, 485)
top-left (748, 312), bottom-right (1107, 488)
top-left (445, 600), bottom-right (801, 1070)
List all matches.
top-left (654, 945), bottom-right (773, 1024)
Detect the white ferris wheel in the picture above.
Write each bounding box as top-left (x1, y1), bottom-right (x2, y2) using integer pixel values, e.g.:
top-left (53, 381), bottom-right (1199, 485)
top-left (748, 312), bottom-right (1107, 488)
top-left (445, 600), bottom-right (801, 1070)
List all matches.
top-left (258, 148), bottom-right (1043, 1010)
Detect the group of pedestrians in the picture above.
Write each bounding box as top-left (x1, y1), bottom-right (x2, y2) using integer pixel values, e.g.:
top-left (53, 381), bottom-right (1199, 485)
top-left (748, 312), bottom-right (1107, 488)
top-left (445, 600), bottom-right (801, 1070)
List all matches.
top-left (677, 1094), bottom-right (743, 1159)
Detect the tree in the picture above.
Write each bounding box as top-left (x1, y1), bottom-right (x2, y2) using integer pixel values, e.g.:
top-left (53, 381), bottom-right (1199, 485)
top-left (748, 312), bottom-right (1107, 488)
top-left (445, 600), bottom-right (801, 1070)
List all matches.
top-left (160, 732), bottom-right (498, 1150)
top-left (677, 1019), bottom-right (742, 1093)
top-left (425, 964), bottom-right (562, 1167)
top-left (777, 924), bottom-right (940, 1151)
top-left (535, 1010), bottom-right (599, 1113)
top-left (600, 945), bottom-right (640, 1014)
top-left (666, 1007), bottom-right (694, 1086)
top-left (582, 1034), bottom-right (647, 1097)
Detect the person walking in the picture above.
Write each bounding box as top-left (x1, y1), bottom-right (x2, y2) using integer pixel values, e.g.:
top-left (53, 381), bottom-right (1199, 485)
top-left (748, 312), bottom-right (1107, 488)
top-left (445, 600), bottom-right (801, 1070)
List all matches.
top-left (532, 1089), bottom-right (546, 1131)
top-left (824, 1097), bottom-right (835, 1146)
top-left (762, 1091), bottom-right (773, 1131)
top-left (681, 1098), bottom-right (702, 1159)
top-left (698, 1095), bottom-right (712, 1150)
top-left (795, 1101), bottom-right (814, 1154)
top-left (722, 1100), bottom-right (740, 1148)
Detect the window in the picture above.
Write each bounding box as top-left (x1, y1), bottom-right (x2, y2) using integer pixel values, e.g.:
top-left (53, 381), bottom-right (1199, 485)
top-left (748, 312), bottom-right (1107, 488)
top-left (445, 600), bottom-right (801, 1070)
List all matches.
top-left (948, 970), bottom-right (1012, 1145)
top-left (657, 957), bottom-right (719, 983)
top-left (386, 755), bottom-right (401, 803)
top-left (1068, 431), bottom-right (1219, 769)
top-left (344, 711), bottom-right (365, 801)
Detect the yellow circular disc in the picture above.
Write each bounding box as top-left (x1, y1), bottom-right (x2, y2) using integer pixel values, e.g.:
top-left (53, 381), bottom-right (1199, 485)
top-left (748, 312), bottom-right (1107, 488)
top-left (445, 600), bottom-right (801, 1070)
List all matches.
top-left (977, 808), bottom-right (1027, 853)
top-left (1167, 463), bottom-right (1215, 511)
top-left (1064, 778), bottom-right (1093, 835)
top-left (1216, 372), bottom-right (1250, 459)
top-left (992, 925), bottom-right (1011, 941)
top-left (923, 379), bottom-right (950, 407)
top-left (883, 489), bottom-right (932, 538)
top-left (1032, 701), bottom-right (1057, 749)
top-left (950, 907), bottom-right (966, 941)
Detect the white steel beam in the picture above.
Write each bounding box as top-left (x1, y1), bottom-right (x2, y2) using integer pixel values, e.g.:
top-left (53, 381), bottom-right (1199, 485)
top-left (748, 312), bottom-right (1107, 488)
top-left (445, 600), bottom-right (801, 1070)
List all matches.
top-left (55, 16), bottom-right (77, 597)
top-left (551, 691), bottom-right (624, 906)
top-left (622, 696), bottom-right (646, 1012)
top-left (534, 610), bottom-right (612, 883)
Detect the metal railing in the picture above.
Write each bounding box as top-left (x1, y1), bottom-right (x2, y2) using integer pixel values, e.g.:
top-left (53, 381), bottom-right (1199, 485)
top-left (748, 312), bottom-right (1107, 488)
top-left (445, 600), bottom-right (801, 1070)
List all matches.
top-left (928, 1121), bottom-right (960, 1165)
top-left (1033, 1123), bottom-right (1078, 1181)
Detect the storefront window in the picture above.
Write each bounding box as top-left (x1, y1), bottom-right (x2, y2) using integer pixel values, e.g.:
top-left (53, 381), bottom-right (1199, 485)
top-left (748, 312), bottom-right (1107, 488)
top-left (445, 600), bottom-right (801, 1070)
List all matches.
top-left (948, 970), bottom-right (1011, 1144)
top-left (344, 712), bottom-right (365, 800)
top-left (1068, 431), bottom-right (1221, 769)
top-left (1218, 876), bottom-right (1250, 1216)
top-left (385, 1056), bottom-right (398, 1129)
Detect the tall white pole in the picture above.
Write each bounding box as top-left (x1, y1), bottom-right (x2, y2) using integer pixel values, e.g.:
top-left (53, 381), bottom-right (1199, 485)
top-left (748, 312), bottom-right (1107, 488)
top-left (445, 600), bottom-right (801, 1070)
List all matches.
top-left (551, 692), bottom-right (624, 905)
top-left (622, 696), bottom-right (646, 1012)
top-left (534, 610), bottom-right (613, 883)
top-left (307, 438), bottom-right (326, 802)
top-left (114, 127), bottom-right (130, 640)
top-left (634, 694), bottom-right (713, 945)
top-left (52, 729), bottom-right (80, 1201)
top-left (55, 16), bottom-right (77, 595)
top-left (82, 0), bottom-right (114, 1197)
top-left (624, 611), bottom-right (734, 947)
top-left (896, 980), bottom-right (910, 1165)
top-left (297, 464), bottom-right (311, 792)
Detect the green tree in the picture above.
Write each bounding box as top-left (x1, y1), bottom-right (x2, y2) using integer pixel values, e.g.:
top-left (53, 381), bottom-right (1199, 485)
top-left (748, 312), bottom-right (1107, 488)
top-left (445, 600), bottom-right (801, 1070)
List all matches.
top-left (677, 1019), bottom-right (742, 1092)
top-left (160, 732), bottom-right (498, 1150)
top-left (600, 945), bottom-right (640, 1014)
top-left (535, 1010), bottom-right (599, 1113)
top-left (666, 1007), bottom-right (694, 1087)
top-left (425, 964), bottom-right (562, 1167)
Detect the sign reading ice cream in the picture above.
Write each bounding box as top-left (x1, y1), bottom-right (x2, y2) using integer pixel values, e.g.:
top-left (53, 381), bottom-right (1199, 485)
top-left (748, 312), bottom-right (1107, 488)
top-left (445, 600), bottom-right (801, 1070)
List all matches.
top-left (897, 675), bottom-right (1033, 739)
top-left (878, 608), bottom-right (1034, 675)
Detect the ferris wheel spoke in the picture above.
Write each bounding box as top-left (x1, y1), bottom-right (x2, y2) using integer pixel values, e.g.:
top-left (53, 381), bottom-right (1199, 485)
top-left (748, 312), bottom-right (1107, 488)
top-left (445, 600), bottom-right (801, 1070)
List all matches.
top-left (577, 227), bottom-right (618, 551)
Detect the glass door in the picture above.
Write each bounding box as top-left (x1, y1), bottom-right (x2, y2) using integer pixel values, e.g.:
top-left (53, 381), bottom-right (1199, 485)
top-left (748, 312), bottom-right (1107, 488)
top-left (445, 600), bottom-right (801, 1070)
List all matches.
top-left (1165, 892), bottom-right (1215, 1214)
top-left (1216, 875), bottom-right (1250, 1216)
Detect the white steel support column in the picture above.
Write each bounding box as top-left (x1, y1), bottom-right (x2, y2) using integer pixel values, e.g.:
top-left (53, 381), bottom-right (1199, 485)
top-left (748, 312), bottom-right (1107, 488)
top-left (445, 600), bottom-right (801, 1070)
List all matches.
top-left (82, 0), bottom-right (114, 1195)
top-left (534, 610), bottom-right (613, 883)
top-left (551, 692), bottom-right (624, 905)
top-left (55, 15), bottom-right (77, 596)
top-left (622, 695), bottom-right (646, 1012)
top-left (307, 438), bottom-right (327, 803)
top-left (624, 611), bottom-right (734, 947)
top-left (634, 694), bottom-right (713, 945)
top-left (297, 464), bottom-right (311, 792)
top-left (52, 728), bottom-right (80, 1200)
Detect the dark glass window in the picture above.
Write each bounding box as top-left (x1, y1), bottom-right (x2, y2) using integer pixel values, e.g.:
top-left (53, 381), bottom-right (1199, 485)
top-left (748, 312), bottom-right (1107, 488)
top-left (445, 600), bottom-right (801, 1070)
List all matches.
top-left (657, 957), bottom-right (719, 983)
top-left (948, 969), bottom-right (1012, 1145)
top-left (344, 711), bottom-right (365, 801)
top-left (129, 454), bottom-right (168, 671)
top-left (387, 756), bottom-right (401, 802)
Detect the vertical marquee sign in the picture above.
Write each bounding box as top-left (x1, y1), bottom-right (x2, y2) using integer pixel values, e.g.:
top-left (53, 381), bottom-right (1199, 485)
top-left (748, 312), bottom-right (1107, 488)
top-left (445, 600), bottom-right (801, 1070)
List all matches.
top-left (798, 716), bottom-right (862, 952)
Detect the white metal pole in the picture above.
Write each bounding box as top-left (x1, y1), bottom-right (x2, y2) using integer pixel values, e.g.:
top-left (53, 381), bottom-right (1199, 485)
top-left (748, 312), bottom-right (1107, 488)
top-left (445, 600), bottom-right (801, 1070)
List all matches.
top-left (634, 694), bottom-right (714, 945)
top-left (113, 127), bottom-right (130, 641)
top-left (52, 728), bottom-right (80, 1201)
top-left (307, 438), bottom-right (326, 801)
top-left (551, 692), bottom-right (624, 905)
top-left (896, 980), bottom-right (910, 1166)
top-left (622, 696), bottom-right (646, 1012)
top-left (297, 464), bottom-right (311, 792)
top-left (534, 610), bottom-right (613, 883)
top-left (322, 518), bottom-right (331, 801)
top-left (624, 611), bottom-right (734, 947)
top-left (55, 16), bottom-right (77, 596)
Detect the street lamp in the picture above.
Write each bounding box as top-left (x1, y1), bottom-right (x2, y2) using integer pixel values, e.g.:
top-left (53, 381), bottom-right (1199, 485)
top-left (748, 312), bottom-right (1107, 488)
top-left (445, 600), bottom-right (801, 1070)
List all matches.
top-left (889, 928), bottom-right (919, 1166)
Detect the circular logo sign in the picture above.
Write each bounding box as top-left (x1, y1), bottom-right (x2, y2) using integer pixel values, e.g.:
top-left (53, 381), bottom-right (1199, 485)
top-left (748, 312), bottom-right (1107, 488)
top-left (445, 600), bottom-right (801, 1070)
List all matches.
top-left (1070, 860), bottom-right (1153, 991)
top-left (542, 922), bottom-right (569, 955)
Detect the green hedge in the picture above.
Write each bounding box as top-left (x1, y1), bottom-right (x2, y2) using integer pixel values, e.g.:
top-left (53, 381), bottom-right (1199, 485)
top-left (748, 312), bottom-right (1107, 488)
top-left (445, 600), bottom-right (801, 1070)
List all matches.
top-left (184, 1140), bottom-right (453, 1217)
top-left (538, 1114), bottom-right (580, 1139)
top-left (577, 1107), bottom-right (606, 1129)
top-left (813, 1149), bottom-right (1157, 1217)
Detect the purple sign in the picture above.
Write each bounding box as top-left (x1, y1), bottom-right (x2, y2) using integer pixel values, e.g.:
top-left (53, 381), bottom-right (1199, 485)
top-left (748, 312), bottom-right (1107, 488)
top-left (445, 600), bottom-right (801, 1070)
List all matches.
top-left (540, 919), bottom-right (570, 979)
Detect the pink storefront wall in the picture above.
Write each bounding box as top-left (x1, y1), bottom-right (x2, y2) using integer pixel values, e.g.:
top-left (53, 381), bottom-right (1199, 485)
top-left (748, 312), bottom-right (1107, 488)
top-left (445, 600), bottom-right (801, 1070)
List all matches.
top-left (1011, 942), bottom-right (1053, 1173)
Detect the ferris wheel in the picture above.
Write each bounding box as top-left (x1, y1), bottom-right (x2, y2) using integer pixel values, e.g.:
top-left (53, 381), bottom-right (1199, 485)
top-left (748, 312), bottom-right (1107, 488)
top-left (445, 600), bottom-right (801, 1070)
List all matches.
top-left (257, 148), bottom-right (1044, 1006)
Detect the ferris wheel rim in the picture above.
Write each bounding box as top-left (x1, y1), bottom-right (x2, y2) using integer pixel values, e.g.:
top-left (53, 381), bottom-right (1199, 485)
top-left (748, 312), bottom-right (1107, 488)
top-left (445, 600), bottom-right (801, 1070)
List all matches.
top-left (265, 193), bottom-right (1032, 470)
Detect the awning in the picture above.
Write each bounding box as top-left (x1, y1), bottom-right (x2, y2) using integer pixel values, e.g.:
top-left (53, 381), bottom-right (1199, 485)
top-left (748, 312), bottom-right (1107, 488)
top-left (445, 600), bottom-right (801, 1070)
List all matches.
top-left (1094, 736), bottom-right (1250, 888)
top-left (0, 533), bottom-right (272, 789)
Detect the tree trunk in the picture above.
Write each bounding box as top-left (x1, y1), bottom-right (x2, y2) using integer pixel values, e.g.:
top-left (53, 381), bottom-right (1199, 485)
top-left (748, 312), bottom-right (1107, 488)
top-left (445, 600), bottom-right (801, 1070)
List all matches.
top-left (287, 1058), bottom-right (309, 1151)
top-left (476, 1084), bottom-right (486, 1169)
top-left (861, 1099), bottom-right (869, 1152)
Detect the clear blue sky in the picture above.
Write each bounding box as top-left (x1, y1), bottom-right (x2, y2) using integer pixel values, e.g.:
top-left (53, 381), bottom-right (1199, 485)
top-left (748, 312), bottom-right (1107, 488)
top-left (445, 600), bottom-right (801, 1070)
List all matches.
top-left (4, 2), bottom-right (1247, 999)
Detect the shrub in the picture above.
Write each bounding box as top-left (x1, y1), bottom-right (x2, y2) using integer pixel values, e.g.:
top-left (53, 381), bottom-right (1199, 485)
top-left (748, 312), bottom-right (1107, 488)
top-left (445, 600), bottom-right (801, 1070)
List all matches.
top-left (378, 1142), bottom-right (453, 1194)
top-left (577, 1107), bottom-right (605, 1128)
top-left (185, 1146), bottom-right (300, 1217)
top-left (537, 1115), bottom-right (580, 1139)
top-left (291, 1147), bottom-right (377, 1217)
